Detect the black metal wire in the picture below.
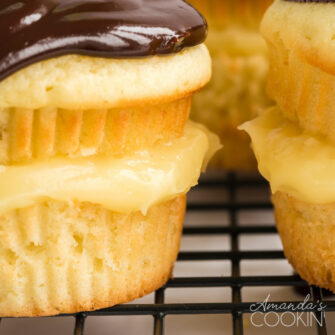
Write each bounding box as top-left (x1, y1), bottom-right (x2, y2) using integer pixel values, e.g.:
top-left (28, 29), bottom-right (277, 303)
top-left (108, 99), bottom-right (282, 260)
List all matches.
top-left (310, 286), bottom-right (328, 335)
top-left (65, 300), bottom-right (335, 316)
top-left (73, 313), bottom-right (86, 335)
top-left (178, 250), bottom-right (285, 261)
top-left (227, 173), bottom-right (243, 335)
top-left (153, 288), bottom-right (165, 335)
top-left (183, 225), bottom-right (277, 235)
top-left (187, 202), bottom-right (272, 211)
top-left (3, 173), bottom-right (334, 334)
top-left (167, 275), bottom-right (307, 288)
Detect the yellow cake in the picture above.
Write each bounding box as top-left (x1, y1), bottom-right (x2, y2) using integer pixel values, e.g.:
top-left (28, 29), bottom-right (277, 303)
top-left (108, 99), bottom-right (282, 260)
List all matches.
top-left (0, 0), bottom-right (221, 316)
top-left (241, 0), bottom-right (335, 292)
top-left (189, 0), bottom-right (273, 171)
top-left (0, 49), bottom-right (220, 316)
top-left (0, 196), bottom-right (185, 317)
top-left (241, 107), bottom-right (335, 292)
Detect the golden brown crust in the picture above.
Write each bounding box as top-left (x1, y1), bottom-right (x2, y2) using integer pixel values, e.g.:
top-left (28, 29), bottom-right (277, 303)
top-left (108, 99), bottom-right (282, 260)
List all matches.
top-left (0, 97), bottom-right (191, 164)
top-left (0, 196), bottom-right (186, 317)
top-left (273, 192), bottom-right (335, 293)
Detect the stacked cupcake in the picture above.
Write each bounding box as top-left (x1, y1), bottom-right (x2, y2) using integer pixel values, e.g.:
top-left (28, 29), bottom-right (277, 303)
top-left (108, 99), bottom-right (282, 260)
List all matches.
top-left (0, 0), bottom-right (219, 316)
top-left (189, 0), bottom-right (273, 171)
top-left (242, 0), bottom-right (335, 291)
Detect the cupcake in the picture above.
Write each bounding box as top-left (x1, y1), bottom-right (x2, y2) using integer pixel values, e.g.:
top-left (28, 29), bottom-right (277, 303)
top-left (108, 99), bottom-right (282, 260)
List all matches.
top-left (241, 0), bottom-right (335, 292)
top-left (188, 0), bottom-right (273, 171)
top-left (0, 0), bottom-right (220, 316)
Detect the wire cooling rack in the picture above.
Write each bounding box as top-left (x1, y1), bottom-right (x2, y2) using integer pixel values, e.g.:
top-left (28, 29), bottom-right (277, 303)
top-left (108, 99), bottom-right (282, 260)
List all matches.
top-left (2, 173), bottom-right (335, 335)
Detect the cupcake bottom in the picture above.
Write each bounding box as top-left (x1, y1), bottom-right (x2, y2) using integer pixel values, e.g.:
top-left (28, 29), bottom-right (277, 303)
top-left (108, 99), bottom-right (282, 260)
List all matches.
top-left (273, 192), bottom-right (335, 292)
top-left (0, 196), bottom-right (185, 317)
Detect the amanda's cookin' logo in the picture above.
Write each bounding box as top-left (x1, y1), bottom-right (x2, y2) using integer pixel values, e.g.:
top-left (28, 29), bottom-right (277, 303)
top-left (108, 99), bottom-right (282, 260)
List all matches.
top-left (249, 294), bottom-right (327, 328)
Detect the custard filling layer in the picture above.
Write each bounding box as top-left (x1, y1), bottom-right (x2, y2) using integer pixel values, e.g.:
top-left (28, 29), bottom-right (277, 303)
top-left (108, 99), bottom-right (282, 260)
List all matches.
top-left (0, 122), bottom-right (220, 214)
top-left (240, 108), bottom-right (335, 204)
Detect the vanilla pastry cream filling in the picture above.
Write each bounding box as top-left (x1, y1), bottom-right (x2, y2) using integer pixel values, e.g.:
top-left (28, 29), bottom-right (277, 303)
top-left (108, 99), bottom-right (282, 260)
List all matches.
top-left (240, 108), bottom-right (335, 204)
top-left (0, 121), bottom-right (220, 214)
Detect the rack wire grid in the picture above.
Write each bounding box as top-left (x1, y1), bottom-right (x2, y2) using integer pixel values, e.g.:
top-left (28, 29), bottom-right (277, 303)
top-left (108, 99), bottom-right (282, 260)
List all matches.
top-left (2, 172), bottom-right (335, 335)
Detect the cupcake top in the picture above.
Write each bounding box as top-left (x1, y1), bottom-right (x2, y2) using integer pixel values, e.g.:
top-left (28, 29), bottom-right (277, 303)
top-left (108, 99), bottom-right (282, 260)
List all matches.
top-left (0, 0), bottom-right (207, 81)
top-left (261, 0), bottom-right (335, 75)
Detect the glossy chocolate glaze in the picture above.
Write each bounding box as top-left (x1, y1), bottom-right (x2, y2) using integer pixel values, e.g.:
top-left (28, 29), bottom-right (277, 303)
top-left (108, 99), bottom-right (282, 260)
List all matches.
top-left (0, 0), bottom-right (207, 81)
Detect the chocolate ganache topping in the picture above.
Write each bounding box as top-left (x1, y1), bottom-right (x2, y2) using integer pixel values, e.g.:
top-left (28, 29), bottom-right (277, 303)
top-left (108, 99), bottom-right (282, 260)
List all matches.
top-left (0, 0), bottom-right (207, 81)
